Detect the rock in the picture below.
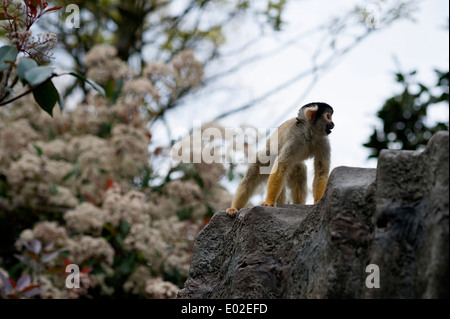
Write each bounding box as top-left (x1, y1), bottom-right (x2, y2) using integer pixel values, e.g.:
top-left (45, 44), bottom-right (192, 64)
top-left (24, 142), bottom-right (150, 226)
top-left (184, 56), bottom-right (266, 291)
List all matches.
top-left (178, 131), bottom-right (449, 299)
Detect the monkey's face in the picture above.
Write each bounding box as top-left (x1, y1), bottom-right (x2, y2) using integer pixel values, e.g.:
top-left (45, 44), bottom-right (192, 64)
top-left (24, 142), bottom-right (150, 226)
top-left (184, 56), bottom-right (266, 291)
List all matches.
top-left (324, 112), bottom-right (335, 135)
top-left (300, 102), bottom-right (335, 136)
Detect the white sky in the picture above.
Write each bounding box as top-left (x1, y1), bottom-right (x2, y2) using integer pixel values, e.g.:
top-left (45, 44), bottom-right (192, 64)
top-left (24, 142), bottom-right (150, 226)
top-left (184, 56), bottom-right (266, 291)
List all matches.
top-left (156, 0), bottom-right (449, 204)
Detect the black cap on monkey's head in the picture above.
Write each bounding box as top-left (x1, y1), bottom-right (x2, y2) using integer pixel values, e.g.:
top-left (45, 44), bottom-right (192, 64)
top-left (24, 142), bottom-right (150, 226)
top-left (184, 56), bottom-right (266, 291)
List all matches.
top-left (300, 102), bottom-right (333, 122)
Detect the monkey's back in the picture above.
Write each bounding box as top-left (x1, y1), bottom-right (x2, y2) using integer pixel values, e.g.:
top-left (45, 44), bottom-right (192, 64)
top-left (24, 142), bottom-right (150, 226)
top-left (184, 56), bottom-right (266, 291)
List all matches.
top-left (261, 118), bottom-right (329, 163)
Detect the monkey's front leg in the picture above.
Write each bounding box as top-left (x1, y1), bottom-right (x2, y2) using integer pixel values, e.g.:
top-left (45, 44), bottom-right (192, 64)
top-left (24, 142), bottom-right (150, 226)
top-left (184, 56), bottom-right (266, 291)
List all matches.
top-left (313, 158), bottom-right (330, 204)
top-left (261, 159), bottom-right (287, 207)
top-left (313, 176), bottom-right (328, 204)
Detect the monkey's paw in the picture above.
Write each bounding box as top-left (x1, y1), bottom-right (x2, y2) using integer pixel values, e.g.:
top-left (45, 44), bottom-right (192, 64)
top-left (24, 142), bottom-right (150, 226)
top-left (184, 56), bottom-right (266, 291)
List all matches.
top-left (226, 207), bottom-right (238, 218)
top-left (260, 201), bottom-right (276, 207)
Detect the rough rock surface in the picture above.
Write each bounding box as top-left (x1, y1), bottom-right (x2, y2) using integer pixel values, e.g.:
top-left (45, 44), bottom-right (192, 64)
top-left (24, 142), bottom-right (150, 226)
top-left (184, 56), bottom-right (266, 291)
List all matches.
top-left (178, 131), bottom-right (449, 299)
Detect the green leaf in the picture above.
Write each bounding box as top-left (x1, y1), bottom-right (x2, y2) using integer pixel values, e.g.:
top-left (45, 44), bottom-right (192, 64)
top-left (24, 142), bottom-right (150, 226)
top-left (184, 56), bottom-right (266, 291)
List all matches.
top-left (32, 144), bottom-right (43, 156)
top-left (69, 71), bottom-right (105, 96)
top-left (32, 79), bottom-right (59, 116)
top-left (24, 66), bottom-right (54, 86)
top-left (61, 163), bottom-right (80, 182)
top-left (395, 73), bottom-right (405, 83)
top-left (119, 254), bottom-right (136, 274)
top-left (119, 221), bottom-right (131, 235)
top-left (49, 184), bottom-right (58, 195)
top-left (0, 45), bottom-right (18, 72)
top-left (104, 78), bottom-right (123, 102)
top-left (17, 58), bottom-right (38, 83)
top-left (227, 167), bottom-right (234, 181)
top-left (417, 83), bottom-right (429, 93)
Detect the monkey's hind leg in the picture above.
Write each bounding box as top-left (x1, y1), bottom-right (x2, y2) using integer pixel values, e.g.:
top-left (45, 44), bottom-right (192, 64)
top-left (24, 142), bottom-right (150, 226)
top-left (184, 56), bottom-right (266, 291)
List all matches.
top-left (261, 157), bottom-right (288, 207)
top-left (226, 162), bottom-right (263, 217)
top-left (288, 163), bottom-right (307, 204)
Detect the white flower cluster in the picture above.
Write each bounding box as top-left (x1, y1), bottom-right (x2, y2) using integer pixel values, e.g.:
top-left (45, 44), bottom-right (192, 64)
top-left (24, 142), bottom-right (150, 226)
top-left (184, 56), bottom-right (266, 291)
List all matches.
top-left (0, 45), bottom-right (231, 299)
top-left (9, 30), bottom-right (57, 61)
top-left (64, 202), bottom-right (105, 235)
top-left (67, 236), bottom-right (115, 266)
top-left (102, 186), bottom-right (152, 227)
top-left (16, 221), bottom-right (68, 248)
top-left (85, 44), bottom-right (132, 85)
top-left (145, 277), bottom-right (179, 299)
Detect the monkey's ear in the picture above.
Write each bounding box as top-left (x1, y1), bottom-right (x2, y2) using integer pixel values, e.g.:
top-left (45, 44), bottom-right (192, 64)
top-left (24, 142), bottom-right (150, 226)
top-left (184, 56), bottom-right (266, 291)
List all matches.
top-left (304, 104), bottom-right (318, 122)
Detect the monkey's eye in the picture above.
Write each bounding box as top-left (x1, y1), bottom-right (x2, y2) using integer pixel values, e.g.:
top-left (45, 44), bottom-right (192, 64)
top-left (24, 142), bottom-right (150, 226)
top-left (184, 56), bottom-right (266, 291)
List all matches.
top-left (326, 114), bottom-right (331, 120)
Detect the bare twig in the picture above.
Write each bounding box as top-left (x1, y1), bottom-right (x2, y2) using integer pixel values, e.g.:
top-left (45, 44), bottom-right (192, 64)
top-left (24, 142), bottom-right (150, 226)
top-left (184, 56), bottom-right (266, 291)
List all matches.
top-left (206, 25), bottom-right (324, 82)
top-left (0, 73), bottom-right (62, 106)
top-left (208, 30), bottom-right (371, 123)
top-left (0, 66), bottom-right (13, 102)
top-left (0, 85), bottom-right (34, 106)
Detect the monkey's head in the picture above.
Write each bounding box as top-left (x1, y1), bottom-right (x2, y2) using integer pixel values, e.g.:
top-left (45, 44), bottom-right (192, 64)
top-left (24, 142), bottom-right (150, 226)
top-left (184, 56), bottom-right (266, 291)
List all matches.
top-left (298, 102), bottom-right (335, 136)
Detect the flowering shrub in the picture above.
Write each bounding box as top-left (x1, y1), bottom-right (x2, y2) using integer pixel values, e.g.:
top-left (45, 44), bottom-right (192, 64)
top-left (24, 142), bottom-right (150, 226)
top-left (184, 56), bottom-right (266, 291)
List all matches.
top-left (0, 0), bottom-right (103, 115)
top-left (0, 0), bottom-right (61, 61)
top-left (0, 44), bottom-right (233, 298)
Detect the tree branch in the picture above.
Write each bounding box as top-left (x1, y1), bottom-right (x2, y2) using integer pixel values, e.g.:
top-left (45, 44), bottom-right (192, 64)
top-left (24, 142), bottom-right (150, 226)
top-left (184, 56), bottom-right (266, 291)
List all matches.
top-left (206, 25), bottom-right (324, 82)
top-left (0, 86), bottom-right (35, 106)
top-left (208, 30), bottom-right (371, 123)
top-left (0, 73), bottom-right (62, 106)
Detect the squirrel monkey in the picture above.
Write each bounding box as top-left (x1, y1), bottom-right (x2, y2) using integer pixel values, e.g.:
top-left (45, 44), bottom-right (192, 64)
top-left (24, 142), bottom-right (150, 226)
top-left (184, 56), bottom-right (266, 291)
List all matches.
top-left (226, 102), bottom-right (334, 217)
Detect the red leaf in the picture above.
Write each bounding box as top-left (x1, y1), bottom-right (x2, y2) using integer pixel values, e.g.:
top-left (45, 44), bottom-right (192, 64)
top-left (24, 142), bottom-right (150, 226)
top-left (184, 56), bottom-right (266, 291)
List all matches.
top-left (202, 217), bottom-right (211, 227)
top-left (8, 278), bottom-right (16, 289)
top-left (19, 284), bottom-right (40, 294)
top-left (105, 178), bottom-right (115, 190)
top-left (83, 193), bottom-right (98, 205)
top-left (81, 266), bottom-right (93, 274)
top-left (63, 258), bottom-right (71, 267)
top-left (43, 6), bottom-right (62, 13)
top-left (24, 0), bottom-right (39, 6)
top-left (29, 7), bottom-right (38, 17)
top-left (154, 147), bottom-right (163, 155)
top-left (26, 251), bottom-right (40, 261)
top-left (24, 0), bottom-right (40, 17)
